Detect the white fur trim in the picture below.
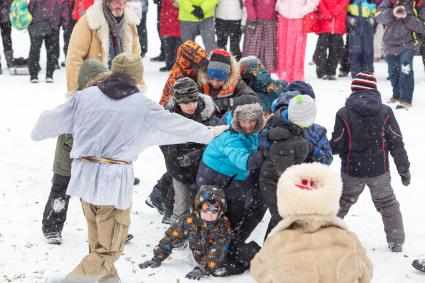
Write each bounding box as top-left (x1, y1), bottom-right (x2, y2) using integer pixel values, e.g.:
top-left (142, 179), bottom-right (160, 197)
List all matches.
top-left (86, 0), bottom-right (139, 65)
top-left (277, 163), bottom-right (342, 218)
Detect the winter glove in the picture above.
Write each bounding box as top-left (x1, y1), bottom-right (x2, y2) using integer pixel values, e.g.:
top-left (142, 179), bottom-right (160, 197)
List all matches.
top-left (185, 266), bottom-right (209, 280)
top-left (138, 259), bottom-right (161, 269)
top-left (231, 95), bottom-right (260, 110)
top-left (368, 16), bottom-right (375, 26)
top-left (247, 151), bottom-right (264, 170)
top-left (191, 5), bottom-right (204, 20)
top-left (211, 125), bottom-right (229, 138)
top-left (399, 170), bottom-right (411, 186)
top-left (245, 20), bottom-right (256, 33)
top-left (348, 16), bottom-right (357, 26)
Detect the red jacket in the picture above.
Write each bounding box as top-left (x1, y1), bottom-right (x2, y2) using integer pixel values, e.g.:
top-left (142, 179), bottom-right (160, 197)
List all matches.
top-left (159, 0), bottom-right (181, 37)
top-left (72, 0), bottom-right (94, 20)
top-left (317, 0), bottom-right (349, 35)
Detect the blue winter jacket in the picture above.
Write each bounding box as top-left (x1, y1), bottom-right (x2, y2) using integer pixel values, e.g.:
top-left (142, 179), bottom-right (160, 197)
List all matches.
top-left (305, 124), bottom-right (333, 165)
top-left (202, 129), bottom-right (259, 181)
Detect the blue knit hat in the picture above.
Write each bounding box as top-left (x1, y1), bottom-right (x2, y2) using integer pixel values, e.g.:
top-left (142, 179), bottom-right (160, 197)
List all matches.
top-left (207, 49), bottom-right (231, 81)
top-left (284, 81), bottom-right (315, 99)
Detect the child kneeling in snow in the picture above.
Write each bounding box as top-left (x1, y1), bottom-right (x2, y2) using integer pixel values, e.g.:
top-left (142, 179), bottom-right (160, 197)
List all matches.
top-left (139, 185), bottom-right (232, 280)
top-left (251, 163), bottom-right (373, 283)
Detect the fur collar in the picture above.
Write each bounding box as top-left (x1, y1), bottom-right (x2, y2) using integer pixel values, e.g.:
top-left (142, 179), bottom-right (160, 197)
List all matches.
top-left (269, 215), bottom-right (347, 238)
top-left (166, 94), bottom-right (216, 121)
top-left (86, 0), bottom-right (139, 65)
top-left (197, 53), bottom-right (240, 90)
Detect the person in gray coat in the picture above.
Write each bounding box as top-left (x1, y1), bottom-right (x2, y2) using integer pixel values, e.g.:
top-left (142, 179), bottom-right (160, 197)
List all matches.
top-left (31, 53), bottom-right (228, 282)
top-left (376, 0), bottom-right (425, 109)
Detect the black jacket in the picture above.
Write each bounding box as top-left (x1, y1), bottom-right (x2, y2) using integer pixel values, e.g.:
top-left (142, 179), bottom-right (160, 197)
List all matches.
top-left (161, 94), bottom-right (220, 184)
top-left (330, 90), bottom-right (409, 178)
top-left (260, 109), bottom-right (309, 195)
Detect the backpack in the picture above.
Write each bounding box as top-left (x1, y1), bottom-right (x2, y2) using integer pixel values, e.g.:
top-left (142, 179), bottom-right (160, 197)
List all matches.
top-left (9, 0), bottom-right (32, 30)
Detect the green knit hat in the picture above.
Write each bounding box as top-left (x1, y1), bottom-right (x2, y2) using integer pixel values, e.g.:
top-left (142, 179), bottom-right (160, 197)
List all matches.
top-left (111, 53), bottom-right (144, 84)
top-left (77, 59), bottom-right (108, 90)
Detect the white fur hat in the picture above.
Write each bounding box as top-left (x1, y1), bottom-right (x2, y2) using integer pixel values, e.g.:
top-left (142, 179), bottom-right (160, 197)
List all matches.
top-left (277, 163), bottom-right (342, 218)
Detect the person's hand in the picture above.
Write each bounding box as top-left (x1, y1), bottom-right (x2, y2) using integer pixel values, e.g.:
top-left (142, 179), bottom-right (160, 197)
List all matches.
top-left (368, 16), bottom-right (375, 26)
top-left (399, 170), bottom-right (411, 186)
top-left (245, 20), bottom-right (256, 33)
top-left (348, 16), bottom-right (357, 26)
top-left (138, 259), bottom-right (161, 269)
top-left (191, 5), bottom-right (204, 20)
top-left (393, 5), bottom-right (407, 19)
top-left (211, 125), bottom-right (229, 138)
top-left (185, 266), bottom-right (208, 280)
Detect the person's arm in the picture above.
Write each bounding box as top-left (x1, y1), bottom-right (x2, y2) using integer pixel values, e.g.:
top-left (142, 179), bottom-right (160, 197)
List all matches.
top-left (222, 134), bottom-right (254, 171)
top-left (384, 109), bottom-right (410, 174)
top-left (200, 0), bottom-right (219, 15)
top-left (31, 95), bottom-right (77, 141)
top-left (330, 111), bottom-right (348, 155)
top-left (330, 0), bottom-right (349, 17)
top-left (375, 0), bottom-right (395, 25)
top-left (307, 126), bottom-right (333, 165)
top-left (403, 10), bottom-right (425, 33)
top-left (65, 16), bottom-right (92, 92)
top-left (301, 0), bottom-right (320, 16)
top-left (244, 0), bottom-right (257, 20)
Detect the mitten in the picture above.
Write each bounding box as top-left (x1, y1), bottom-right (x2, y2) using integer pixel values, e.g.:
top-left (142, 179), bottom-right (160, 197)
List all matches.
top-left (191, 5), bottom-right (204, 20)
top-left (185, 266), bottom-right (209, 280)
top-left (138, 259), bottom-right (161, 269)
top-left (399, 170), bottom-right (411, 186)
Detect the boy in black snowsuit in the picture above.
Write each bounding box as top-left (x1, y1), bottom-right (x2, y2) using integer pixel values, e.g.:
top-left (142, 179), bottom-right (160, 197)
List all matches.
top-left (139, 185), bottom-right (233, 280)
top-left (331, 72), bottom-right (410, 252)
top-left (161, 77), bottom-right (220, 223)
top-left (260, 94), bottom-right (315, 237)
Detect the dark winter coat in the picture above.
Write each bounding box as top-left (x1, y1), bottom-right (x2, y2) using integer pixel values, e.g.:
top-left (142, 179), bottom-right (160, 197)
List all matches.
top-left (160, 41), bottom-right (209, 106)
top-left (330, 89), bottom-right (410, 178)
top-left (376, 0), bottom-right (425, 54)
top-left (317, 0), bottom-right (349, 35)
top-left (260, 108), bottom-right (309, 199)
top-left (0, 0), bottom-right (12, 23)
top-left (29, 0), bottom-right (68, 28)
top-left (161, 94), bottom-right (220, 184)
top-left (241, 63), bottom-right (288, 113)
top-left (53, 134), bottom-right (74, 177)
top-left (152, 185), bottom-right (232, 273)
top-left (198, 54), bottom-right (257, 117)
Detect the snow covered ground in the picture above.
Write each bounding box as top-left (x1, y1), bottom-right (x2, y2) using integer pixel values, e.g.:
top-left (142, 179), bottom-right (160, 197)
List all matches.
top-left (1, 9), bottom-right (425, 283)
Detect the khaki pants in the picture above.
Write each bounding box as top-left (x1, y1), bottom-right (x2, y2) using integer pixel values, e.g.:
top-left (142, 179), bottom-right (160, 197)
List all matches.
top-left (65, 200), bottom-right (130, 282)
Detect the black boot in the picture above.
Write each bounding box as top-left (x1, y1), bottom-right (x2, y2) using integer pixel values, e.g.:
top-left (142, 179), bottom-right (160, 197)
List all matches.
top-left (4, 50), bottom-right (14, 68)
top-left (150, 54), bottom-right (165, 62)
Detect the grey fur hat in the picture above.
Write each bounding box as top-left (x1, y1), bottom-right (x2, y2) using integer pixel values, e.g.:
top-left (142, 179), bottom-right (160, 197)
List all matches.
top-left (232, 103), bottom-right (264, 135)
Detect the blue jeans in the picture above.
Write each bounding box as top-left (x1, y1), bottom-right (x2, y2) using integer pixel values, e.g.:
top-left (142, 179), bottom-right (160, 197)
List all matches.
top-left (386, 49), bottom-right (415, 103)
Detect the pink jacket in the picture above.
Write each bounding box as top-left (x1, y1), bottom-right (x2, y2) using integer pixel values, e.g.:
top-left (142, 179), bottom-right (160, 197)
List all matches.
top-left (275, 0), bottom-right (319, 19)
top-left (244, 0), bottom-right (277, 21)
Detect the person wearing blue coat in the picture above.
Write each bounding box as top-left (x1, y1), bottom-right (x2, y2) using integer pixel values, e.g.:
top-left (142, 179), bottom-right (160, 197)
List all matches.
top-left (197, 102), bottom-right (265, 275)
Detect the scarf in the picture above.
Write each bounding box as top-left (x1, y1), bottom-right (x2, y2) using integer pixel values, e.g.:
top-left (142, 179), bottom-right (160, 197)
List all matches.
top-left (103, 1), bottom-right (125, 55)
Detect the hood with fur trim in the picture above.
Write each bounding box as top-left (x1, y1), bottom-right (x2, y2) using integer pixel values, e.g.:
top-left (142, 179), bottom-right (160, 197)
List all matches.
top-left (277, 163), bottom-right (342, 219)
top-left (197, 52), bottom-right (240, 91)
top-left (231, 103), bottom-right (264, 135)
top-left (165, 94), bottom-right (216, 122)
top-left (85, 0), bottom-right (139, 66)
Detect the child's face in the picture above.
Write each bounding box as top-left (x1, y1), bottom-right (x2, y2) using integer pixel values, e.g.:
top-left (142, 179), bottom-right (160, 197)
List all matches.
top-left (179, 101), bottom-right (198, 115)
top-left (208, 78), bottom-right (226, 89)
top-left (200, 210), bottom-right (219, 222)
top-left (239, 119), bottom-right (257, 134)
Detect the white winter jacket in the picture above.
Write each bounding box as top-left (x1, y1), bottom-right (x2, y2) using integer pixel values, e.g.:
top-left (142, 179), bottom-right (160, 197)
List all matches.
top-left (275, 0), bottom-right (319, 19)
top-left (215, 0), bottom-right (243, 20)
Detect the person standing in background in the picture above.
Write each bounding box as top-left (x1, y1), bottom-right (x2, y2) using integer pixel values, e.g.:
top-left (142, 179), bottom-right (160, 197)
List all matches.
top-left (0, 0), bottom-right (14, 73)
top-left (215, 0), bottom-right (243, 60)
top-left (275, 0), bottom-right (319, 82)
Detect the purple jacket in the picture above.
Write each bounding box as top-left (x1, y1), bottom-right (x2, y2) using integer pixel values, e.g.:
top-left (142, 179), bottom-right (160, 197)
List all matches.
top-left (376, 0), bottom-right (425, 54)
top-left (29, 0), bottom-right (69, 28)
top-left (0, 0), bottom-right (12, 23)
top-left (244, 0), bottom-right (277, 20)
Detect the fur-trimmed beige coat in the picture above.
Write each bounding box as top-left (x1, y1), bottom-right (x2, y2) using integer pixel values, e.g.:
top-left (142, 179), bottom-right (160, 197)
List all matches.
top-left (251, 216), bottom-right (373, 283)
top-left (65, 0), bottom-right (141, 91)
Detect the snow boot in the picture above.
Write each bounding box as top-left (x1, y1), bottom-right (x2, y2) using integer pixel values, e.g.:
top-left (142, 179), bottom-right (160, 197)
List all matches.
top-left (412, 259), bottom-right (425, 272)
top-left (125, 233), bottom-right (134, 243)
top-left (45, 232), bottom-right (62, 245)
top-left (388, 242), bottom-right (403, 252)
top-left (4, 50), bottom-right (14, 68)
top-left (145, 185), bottom-right (165, 214)
top-left (134, 177), bottom-right (140, 185)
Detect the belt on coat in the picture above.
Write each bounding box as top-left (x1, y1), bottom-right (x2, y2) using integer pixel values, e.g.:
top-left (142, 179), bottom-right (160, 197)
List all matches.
top-left (80, 156), bottom-right (132, 165)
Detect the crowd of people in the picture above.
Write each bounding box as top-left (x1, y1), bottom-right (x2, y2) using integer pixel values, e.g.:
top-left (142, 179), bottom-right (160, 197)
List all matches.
top-left (6, 0), bottom-right (421, 281)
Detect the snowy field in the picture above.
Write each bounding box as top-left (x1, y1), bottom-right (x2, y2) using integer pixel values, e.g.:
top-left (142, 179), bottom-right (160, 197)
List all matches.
top-left (1, 9), bottom-right (425, 283)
